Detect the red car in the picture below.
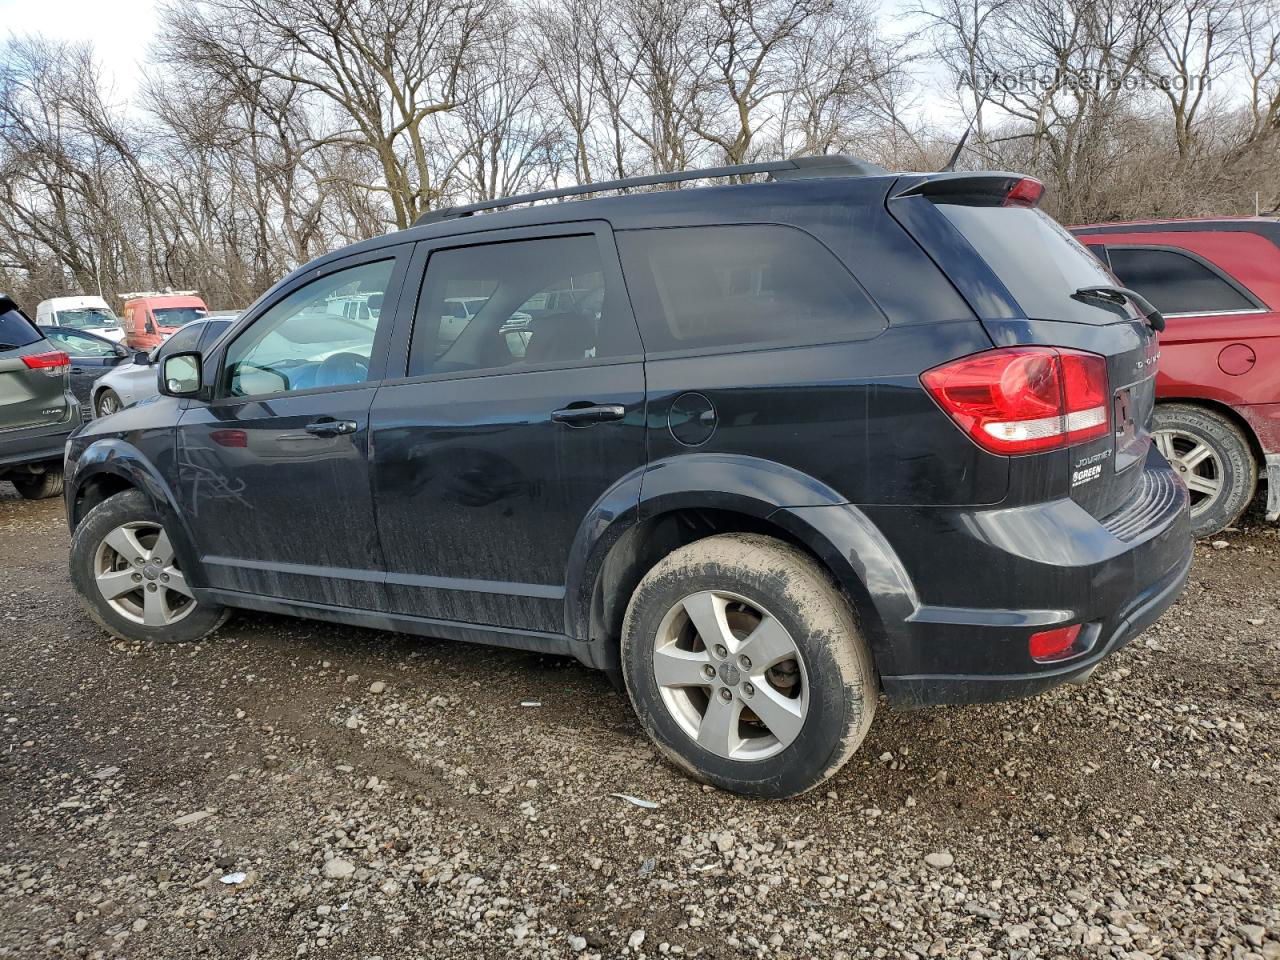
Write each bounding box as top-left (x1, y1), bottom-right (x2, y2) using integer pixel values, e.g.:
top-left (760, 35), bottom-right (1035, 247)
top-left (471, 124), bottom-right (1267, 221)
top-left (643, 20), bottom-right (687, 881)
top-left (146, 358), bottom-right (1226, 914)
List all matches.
top-left (1071, 217), bottom-right (1280, 536)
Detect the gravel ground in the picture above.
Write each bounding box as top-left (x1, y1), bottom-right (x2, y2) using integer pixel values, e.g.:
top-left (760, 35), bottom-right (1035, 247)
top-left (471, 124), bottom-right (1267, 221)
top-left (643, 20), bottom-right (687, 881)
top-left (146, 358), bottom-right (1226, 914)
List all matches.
top-left (1, 484), bottom-right (1277, 960)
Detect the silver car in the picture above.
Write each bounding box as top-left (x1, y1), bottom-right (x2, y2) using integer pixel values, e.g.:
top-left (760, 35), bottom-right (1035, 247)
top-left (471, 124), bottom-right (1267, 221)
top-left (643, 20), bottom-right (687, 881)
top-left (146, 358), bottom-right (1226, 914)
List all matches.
top-left (92, 317), bottom-right (235, 417)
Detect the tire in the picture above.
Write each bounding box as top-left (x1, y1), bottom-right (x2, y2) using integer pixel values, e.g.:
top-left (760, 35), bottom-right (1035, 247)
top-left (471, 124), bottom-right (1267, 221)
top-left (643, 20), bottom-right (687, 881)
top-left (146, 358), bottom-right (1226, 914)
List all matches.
top-left (1153, 404), bottom-right (1256, 538)
top-left (95, 388), bottom-right (122, 418)
top-left (69, 489), bottom-right (231, 644)
top-left (12, 468), bottom-right (64, 500)
top-left (620, 533), bottom-right (878, 798)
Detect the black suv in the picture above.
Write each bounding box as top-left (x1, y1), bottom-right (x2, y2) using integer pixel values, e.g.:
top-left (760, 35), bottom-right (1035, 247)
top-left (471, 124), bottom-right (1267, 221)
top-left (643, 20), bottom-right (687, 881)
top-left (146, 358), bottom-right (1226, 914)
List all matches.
top-left (64, 158), bottom-right (1192, 798)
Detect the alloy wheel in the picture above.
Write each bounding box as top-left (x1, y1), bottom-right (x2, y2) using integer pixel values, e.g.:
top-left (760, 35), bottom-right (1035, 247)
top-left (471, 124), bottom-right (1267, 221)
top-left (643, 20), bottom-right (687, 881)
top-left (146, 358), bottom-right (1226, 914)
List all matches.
top-left (652, 590), bottom-right (808, 761)
top-left (1155, 429), bottom-right (1223, 518)
top-left (93, 521), bottom-right (196, 627)
top-left (96, 392), bottom-right (120, 417)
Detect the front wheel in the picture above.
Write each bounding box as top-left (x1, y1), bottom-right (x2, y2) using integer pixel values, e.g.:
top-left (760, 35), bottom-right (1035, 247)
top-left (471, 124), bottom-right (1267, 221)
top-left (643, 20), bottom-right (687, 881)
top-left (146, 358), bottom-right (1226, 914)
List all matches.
top-left (70, 489), bottom-right (230, 643)
top-left (621, 534), bottom-right (878, 798)
top-left (95, 388), bottom-right (122, 418)
top-left (1153, 404), bottom-right (1256, 537)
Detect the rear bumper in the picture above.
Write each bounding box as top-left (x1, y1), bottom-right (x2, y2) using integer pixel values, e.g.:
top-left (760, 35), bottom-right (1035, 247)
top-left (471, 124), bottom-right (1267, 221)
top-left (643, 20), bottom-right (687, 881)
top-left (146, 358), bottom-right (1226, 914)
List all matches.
top-left (881, 546), bottom-right (1190, 706)
top-left (0, 406), bottom-right (80, 472)
top-left (857, 452), bottom-right (1192, 707)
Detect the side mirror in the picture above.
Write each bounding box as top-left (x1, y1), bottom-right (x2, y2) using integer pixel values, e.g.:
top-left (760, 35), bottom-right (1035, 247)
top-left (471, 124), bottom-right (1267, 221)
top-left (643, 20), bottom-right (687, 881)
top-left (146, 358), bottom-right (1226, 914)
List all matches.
top-left (133, 351), bottom-right (151, 365)
top-left (159, 351), bottom-right (203, 398)
top-left (114, 344), bottom-right (129, 358)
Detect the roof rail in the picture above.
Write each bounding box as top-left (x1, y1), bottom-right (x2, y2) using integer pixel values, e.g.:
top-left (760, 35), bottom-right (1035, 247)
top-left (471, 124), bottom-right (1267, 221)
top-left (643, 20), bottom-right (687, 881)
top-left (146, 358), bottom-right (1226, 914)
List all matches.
top-left (413, 154), bottom-right (885, 227)
top-left (118, 289), bottom-right (200, 300)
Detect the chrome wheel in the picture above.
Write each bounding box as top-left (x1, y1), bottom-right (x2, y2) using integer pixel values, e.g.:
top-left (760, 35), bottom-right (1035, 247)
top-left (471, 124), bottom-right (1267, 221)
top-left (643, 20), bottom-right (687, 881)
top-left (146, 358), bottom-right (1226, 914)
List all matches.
top-left (652, 590), bottom-right (808, 761)
top-left (93, 521), bottom-right (196, 627)
top-left (1155, 429), bottom-right (1223, 517)
top-left (96, 391), bottom-right (120, 417)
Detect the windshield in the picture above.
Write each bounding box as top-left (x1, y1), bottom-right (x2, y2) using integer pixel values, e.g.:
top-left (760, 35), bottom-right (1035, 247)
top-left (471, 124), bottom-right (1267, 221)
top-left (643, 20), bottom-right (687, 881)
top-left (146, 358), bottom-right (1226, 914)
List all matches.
top-left (56, 307), bottom-right (119, 329)
top-left (153, 306), bottom-right (208, 328)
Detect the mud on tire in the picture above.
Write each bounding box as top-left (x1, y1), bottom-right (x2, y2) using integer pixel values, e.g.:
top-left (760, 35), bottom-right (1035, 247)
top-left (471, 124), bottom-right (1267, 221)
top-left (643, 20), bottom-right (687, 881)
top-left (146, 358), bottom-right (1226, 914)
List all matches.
top-left (70, 489), bottom-right (231, 644)
top-left (621, 533), bottom-right (878, 798)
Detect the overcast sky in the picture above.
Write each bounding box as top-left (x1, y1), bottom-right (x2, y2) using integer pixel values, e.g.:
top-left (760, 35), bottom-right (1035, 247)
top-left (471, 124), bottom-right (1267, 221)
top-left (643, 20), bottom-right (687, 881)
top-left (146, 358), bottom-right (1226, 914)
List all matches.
top-left (0, 0), bottom-right (157, 97)
top-left (0, 0), bottom-right (962, 126)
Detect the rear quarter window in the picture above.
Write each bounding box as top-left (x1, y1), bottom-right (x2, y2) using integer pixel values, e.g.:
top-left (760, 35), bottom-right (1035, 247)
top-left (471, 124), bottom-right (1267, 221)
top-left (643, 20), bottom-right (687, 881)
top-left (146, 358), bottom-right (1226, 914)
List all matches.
top-left (0, 307), bottom-right (43, 349)
top-left (1106, 247), bottom-right (1258, 315)
top-left (616, 225), bottom-right (886, 353)
top-left (937, 205), bottom-right (1126, 324)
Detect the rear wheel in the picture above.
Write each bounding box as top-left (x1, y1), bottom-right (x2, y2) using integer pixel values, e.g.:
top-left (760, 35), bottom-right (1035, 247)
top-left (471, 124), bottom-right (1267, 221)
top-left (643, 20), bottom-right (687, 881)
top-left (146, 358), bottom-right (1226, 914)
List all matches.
top-left (70, 489), bottom-right (230, 643)
top-left (1153, 403), bottom-right (1256, 537)
top-left (95, 389), bottom-right (122, 418)
top-left (621, 533), bottom-right (877, 798)
top-left (12, 468), bottom-right (64, 500)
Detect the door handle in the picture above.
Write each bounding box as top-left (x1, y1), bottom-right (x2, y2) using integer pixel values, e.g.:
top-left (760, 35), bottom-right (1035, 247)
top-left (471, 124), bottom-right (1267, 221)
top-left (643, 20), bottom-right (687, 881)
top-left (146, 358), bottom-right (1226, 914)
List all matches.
top-left (71, 366), bottom-right (85, 374)
top-left (304, 418), bottom-right (358, 437)
top-left (551, 403), bottom-right (626, 427)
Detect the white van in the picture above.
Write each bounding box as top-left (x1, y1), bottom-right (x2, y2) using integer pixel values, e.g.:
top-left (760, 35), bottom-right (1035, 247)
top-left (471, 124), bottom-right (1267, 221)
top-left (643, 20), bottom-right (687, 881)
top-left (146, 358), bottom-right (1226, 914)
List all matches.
top-left (35, 296), bottom-right (126, 343)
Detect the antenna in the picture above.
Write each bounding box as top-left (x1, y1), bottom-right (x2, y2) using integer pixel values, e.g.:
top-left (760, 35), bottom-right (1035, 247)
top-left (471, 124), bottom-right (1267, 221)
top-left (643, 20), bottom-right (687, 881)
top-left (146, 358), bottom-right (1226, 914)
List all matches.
top-left (942, 82), bottom-right (992, 173)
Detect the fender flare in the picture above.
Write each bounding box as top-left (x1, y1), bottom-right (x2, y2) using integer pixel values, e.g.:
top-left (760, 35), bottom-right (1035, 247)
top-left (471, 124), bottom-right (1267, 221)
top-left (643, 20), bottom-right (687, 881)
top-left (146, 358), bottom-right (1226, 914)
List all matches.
top-left (68, 439), bottom-right (207, 585)
top-left (562, 454), bottom-right (917, 676)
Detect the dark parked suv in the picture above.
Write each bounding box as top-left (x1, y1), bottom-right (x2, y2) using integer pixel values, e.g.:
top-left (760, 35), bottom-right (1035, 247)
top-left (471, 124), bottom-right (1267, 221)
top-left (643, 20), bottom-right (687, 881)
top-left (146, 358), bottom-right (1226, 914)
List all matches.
top-left (64, 158), bottom-right (1192, 797)
top-left (1, 292), bottom-right (80, 499)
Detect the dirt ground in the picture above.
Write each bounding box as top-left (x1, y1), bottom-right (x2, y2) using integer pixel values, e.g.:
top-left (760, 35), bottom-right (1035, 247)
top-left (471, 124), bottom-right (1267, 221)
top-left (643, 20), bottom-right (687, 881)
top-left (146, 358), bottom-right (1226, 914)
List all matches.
top-left (0, 484), bottom-right (1277, 960)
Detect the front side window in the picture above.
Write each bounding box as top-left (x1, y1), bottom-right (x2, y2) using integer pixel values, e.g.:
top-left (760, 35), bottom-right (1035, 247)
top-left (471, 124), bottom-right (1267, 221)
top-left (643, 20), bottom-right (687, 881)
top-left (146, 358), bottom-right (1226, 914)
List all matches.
top-left (407, 234), bottom-right (637, 378)
top-left (1106, 247), bottom-right (1258, 315)
top-left (616, 224), bottom-right (886, 352)
top-left (45, 329), bottom-right (117, 357)
top-left (223, 259), bottom-right (393, 397)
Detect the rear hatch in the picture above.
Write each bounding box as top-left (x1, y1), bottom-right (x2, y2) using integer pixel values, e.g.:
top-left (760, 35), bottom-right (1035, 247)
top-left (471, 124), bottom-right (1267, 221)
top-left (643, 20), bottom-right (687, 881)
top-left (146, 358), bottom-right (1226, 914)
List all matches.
top-left (889, 174), bottom-right (1159, 519)
top-left (0, 297), bottom-right (73, 433)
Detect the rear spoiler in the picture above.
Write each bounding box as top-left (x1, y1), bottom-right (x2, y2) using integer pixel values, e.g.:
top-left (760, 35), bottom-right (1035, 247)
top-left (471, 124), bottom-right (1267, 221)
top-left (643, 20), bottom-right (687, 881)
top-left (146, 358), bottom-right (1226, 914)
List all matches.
top-left (892, 172), bottom-right (1045, 208)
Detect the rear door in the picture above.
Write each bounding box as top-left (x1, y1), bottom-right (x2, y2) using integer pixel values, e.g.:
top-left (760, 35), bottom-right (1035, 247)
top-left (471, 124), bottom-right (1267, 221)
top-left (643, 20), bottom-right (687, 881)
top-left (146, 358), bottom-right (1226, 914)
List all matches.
top-left (0, 298), bottom-right (72, 434)
top-left (369, 222), bottom-right (646, 633)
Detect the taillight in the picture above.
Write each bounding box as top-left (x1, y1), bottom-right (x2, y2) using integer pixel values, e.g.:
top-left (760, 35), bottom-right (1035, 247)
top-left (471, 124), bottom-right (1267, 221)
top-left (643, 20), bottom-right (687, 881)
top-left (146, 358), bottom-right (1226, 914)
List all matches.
top-left (210, 429), bottom-right (248, 448)
top-left (1029, 624), bottom-right (1082, 662)
top-left (1003, 177), bottom-right (1045, 208)
top-left (22, 350), bottom-right (71, 377)
top-left (922, 347), bottom-right (1110, 455)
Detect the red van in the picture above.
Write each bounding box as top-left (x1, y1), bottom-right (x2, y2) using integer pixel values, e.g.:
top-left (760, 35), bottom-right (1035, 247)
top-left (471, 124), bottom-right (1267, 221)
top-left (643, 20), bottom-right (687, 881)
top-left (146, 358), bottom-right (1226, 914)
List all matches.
top-left (120, 291), bottom-right (209, 352)
top-left (1071, 218), bottom-right (1280, 536)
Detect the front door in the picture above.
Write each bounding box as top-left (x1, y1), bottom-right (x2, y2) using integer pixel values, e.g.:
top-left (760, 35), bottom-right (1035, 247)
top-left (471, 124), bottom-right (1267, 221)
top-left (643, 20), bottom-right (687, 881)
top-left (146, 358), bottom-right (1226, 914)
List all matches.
top-left (176, 249), bottom-right (408, 607)
top-left (369, 224), bottom-right (647, 633)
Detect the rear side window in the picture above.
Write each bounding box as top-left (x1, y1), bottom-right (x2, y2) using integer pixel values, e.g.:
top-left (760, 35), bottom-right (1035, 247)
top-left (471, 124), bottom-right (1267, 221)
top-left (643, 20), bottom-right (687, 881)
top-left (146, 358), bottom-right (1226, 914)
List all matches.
top-left (616, 225), bottom-right (885, 352)
top-left (936, 205), bottom-right (1123, 324)
top-left (407, 234), bottom-right (639, 378)
top-left (1107, 247), bottom-right (1257, 315)
top-left (0, 307), bottom-right (43, 349)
